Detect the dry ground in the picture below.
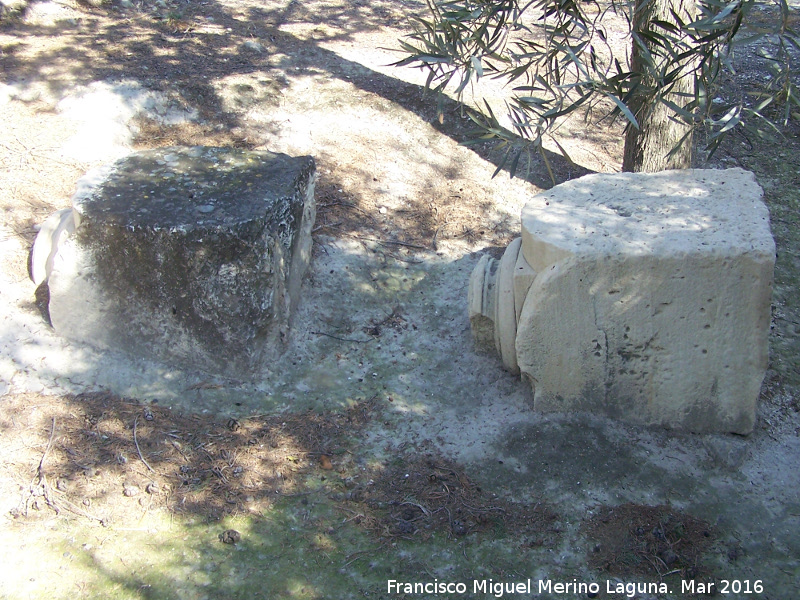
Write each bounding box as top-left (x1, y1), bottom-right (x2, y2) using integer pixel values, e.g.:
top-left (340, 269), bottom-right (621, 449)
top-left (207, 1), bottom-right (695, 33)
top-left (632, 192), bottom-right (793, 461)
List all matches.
top-left (1, 0), bottom-right (799, 599)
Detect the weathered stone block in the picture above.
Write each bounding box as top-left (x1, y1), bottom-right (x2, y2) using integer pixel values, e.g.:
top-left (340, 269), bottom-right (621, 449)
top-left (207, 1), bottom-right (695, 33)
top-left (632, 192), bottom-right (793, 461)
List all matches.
top-left (469, 168), bottom-right (775, 434)
top-left (45, 146), bottom-right (316, 378)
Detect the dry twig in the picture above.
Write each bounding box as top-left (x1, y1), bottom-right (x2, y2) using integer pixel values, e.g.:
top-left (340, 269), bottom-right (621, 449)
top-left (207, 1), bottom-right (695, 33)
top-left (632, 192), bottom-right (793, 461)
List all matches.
top-left (133, 416), bottom-right (155, 473)
top-left (311, 330), bottom-right (372, 343)
top-left (37, 416), bottom-right (56, 482)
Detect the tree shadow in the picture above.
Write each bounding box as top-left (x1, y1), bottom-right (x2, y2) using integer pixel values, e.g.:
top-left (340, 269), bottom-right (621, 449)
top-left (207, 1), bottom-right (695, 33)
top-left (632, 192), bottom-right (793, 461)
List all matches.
top-left (0, 0), bottom-right (591, 188)
top-left (0, 389), bottom-right (558, 598)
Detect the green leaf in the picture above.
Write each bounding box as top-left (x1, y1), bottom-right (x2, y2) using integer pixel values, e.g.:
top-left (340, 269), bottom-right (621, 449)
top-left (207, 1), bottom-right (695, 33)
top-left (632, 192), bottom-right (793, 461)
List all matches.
top-left (689, 1), bottom-right (739, 31)
top-left (716, 106), bottom-right (741, 133)
top-left (508, 147), bottom-right (523, 178)
top-left (471, 55), bottom-right (484, 78)
top-left (604, 93), bottom-right (639, 129)
top-left (492, 146), bottom-right (512, 178)
top-left (666, 127), bottom-right (695, 161)
top-left (393, 0), bottom-right (795, 176)
top-left (551, 136), bottom-right (575, 166)
top-left (515, 96), bottom-right (550, 106)
top-left (659, 97), bottom-right (697, 124)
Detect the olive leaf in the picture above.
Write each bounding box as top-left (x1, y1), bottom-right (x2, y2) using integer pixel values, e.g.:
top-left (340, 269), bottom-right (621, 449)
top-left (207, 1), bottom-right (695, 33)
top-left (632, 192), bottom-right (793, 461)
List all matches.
top-left (394, 0), bottom-right (798, 178)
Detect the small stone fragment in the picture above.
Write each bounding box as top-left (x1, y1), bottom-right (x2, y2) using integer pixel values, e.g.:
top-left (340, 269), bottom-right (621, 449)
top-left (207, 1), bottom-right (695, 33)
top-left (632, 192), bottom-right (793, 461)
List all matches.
top-left (660, 548), bottom-right (679, 566)
top-left (29, 208), bottom-right (80, 286)
top-left (219, 529), bottom-right (241, 544)
top-left (395, 520), bottom-right (415, 534)
top-left (242, 40), bottom-right (264, 53)
top-left (123, 484), bottom-right (141, 497)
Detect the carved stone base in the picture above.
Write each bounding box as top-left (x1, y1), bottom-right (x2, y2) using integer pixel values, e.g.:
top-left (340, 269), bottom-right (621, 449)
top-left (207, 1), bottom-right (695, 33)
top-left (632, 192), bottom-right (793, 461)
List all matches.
top-left (42, 146), bottom-right (316, 378)
top-left (469, 169), bottom-right (774, 434)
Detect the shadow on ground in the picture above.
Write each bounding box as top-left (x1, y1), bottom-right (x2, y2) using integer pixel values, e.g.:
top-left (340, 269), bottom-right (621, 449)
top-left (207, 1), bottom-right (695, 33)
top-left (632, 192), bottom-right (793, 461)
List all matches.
top-left (0, 0), bottom-right (589, 187)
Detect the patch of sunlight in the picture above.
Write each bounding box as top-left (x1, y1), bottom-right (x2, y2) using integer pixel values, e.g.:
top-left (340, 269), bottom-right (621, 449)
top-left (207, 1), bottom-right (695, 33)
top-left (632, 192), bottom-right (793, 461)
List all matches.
top-left (57, 81), bottom-right (196, 163)
top-left (284, 578), bottom-right (323, 599)
top-left (388, 393), bottom-right (431, 416)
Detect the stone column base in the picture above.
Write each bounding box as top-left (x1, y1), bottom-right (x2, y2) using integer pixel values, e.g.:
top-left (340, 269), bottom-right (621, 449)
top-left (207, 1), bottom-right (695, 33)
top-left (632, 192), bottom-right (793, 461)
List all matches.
top-left (35, 146), bottom-right (316, 379)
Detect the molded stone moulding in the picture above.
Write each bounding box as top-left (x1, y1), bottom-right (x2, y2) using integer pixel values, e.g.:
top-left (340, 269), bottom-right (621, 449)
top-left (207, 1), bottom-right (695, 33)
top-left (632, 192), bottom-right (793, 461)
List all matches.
top-left (469, 168), bottom-right (775, 434)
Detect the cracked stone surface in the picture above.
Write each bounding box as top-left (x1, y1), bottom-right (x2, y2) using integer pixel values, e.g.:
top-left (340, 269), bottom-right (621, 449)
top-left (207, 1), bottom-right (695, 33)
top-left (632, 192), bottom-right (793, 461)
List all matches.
top-left (46, 146), bottom-right (317, 378)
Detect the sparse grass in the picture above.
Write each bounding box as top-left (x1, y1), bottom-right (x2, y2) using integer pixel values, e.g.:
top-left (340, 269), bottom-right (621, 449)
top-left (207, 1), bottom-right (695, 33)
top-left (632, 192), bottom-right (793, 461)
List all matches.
top-left (0, 392), bottom-right (565, 599)
top-left (0, 0), bottom-right (798, 598)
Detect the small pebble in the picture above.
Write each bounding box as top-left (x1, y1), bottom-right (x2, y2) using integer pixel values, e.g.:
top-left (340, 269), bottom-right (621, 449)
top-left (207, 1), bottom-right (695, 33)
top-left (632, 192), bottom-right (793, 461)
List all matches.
top-left (219, 529), bottom-right (241, 544)
top-left (123, 485), bottom-right (141, 497)
top-left (242, 40), bottom-right (264, 53)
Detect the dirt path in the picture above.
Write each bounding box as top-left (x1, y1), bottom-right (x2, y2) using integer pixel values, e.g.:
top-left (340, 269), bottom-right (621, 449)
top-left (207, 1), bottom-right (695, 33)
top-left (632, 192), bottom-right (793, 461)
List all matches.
top-left (1, 0), bottom-right (799, 598)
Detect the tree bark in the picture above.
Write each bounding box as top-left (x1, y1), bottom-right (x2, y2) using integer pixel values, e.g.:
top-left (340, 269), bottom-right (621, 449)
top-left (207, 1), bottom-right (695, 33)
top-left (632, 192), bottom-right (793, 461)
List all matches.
top-left (622, 0), bottom-right (697, 173)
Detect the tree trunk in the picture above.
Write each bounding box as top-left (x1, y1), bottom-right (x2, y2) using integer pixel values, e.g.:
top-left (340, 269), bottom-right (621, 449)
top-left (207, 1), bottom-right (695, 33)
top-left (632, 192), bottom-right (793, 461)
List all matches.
top-left (622, 0), bottom-right (697, 173)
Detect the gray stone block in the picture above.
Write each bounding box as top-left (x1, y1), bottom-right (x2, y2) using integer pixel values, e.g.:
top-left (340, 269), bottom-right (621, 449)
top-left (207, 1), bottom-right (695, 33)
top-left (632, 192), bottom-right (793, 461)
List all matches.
top-left (47, 146), bottom-right (316, 378)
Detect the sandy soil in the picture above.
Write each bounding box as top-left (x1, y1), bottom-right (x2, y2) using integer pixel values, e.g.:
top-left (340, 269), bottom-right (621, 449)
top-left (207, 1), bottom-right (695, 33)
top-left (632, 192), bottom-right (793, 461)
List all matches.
top-left (1, 0), bottom-right (799, 598)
